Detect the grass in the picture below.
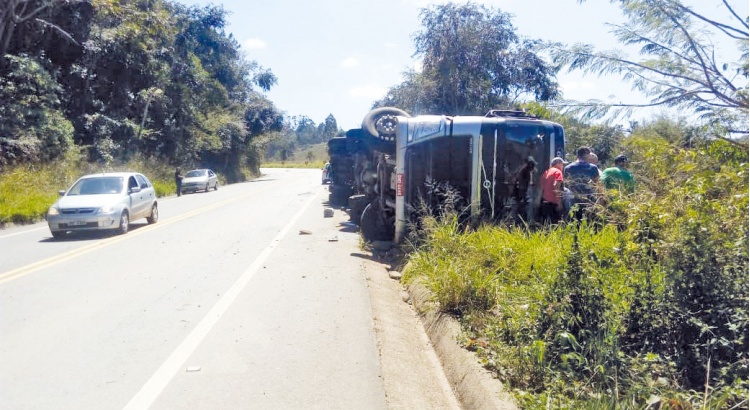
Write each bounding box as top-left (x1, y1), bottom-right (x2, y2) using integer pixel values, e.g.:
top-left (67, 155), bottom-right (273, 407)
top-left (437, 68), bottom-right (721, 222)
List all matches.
top-left (403, 213), bottom-right (748, 409)
top-left (261, 161), bottom-right (326, 169)
top-left (0, 154), bottom-right (259, 226)
top-left (262, 142), bottom-right (329, 169)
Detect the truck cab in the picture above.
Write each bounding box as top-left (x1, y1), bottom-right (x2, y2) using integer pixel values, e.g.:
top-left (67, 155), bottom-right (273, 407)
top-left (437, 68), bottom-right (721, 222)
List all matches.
top-left (328, 108), bottom-right (565, 243)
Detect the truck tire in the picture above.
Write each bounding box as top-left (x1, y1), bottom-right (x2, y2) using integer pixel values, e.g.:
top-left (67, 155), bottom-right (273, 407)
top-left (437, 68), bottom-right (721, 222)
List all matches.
top-left (348, 194), bottom-right (369, 225)
top-left (329, 185), bottom-right (352, 207)
top-left (361, 107), bottom-right (410, 142)
top-left (360, 201), bottom-right (393, 242)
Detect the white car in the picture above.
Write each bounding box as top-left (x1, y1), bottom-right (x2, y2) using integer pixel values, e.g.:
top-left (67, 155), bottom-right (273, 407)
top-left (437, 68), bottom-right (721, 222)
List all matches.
top-left (181, 169), bottom-right (219, 194)
top-left (322, 162), bottom-right (332, 184)
top-left (47, 172), bottom-right (158, 239)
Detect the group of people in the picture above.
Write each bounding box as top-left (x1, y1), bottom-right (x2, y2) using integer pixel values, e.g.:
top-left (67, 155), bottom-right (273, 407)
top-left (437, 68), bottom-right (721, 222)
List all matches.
top-left (538, 146), bottom-right (634, 224)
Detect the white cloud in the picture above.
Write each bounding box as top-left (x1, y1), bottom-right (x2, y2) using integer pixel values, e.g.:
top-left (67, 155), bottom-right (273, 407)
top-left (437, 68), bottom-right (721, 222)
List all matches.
top-left (341, 57), bottom-right (360, 69)
top-left (242, 38), bottom-right (267, 50)
top-left (349, 84), bottom-right (388, 99)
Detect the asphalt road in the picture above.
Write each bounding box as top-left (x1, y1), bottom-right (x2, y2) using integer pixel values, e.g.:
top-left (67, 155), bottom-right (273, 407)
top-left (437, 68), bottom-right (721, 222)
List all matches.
top-left (0, 168), bottom-right (459, 410)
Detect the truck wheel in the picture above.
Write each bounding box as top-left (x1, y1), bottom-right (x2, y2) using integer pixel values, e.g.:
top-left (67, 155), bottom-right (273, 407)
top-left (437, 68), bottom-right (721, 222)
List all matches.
top-left (348, 194), bottom-right (368, 225)
top-left (362, 107), bottom-right (410, 142)
top-left (329, 185), bottom-right (352, 207)
top-left (360, 202), bottom-right (393, 242)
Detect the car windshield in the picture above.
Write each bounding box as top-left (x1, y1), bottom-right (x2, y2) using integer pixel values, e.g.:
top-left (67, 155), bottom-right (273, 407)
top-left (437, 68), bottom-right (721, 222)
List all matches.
top-left (186, 170), bottom-right (207, 178)
top-left (67, 177), bottom-right (123, 195)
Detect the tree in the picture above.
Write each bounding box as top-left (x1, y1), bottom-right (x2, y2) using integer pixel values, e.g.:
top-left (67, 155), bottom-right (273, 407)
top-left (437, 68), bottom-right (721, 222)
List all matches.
top-left (0, 55), bottom-right (74, 165)
top-left (551, 0), bottom-right (748, 140)
top-left (0, 0), bottom-right (85, 62)
top-left (320, 114), bottom-right (339, 141)
top-left (294, 116), bottom-right (318, 145)
top-left (378, 2), bottom-right (559, 116)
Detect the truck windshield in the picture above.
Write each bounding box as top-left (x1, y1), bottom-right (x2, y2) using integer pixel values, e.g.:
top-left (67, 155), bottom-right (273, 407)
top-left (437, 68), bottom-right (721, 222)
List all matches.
top-left (502, 122), bottom-right (547, 143)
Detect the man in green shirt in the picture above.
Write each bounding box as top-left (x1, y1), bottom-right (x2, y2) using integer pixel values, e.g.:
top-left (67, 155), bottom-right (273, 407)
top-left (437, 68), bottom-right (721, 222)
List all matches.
top-left (601, 154), bottom-right (634, 193)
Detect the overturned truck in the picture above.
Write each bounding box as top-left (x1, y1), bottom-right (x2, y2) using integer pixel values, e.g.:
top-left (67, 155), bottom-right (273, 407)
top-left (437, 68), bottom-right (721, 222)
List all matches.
top-left (328, 107), bottom-right (566, 243)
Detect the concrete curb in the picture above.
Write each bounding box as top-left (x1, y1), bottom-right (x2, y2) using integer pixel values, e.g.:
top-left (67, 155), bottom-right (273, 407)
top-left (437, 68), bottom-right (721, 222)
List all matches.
top-left (406, 282), bottom-right (519, 410)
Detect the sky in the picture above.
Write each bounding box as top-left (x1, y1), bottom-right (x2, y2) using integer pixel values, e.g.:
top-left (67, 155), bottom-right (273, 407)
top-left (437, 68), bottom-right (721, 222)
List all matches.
top-left (176, 0), bottom-right (747, 130)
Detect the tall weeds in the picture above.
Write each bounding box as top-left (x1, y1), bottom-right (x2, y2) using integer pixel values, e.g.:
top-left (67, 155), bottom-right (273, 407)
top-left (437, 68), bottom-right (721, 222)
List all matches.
top-left (403, 135), bottom-right (748, 409)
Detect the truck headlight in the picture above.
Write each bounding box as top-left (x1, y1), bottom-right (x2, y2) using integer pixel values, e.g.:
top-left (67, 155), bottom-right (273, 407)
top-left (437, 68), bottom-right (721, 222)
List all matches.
top-left (48, 207), bottom-right (59, 216)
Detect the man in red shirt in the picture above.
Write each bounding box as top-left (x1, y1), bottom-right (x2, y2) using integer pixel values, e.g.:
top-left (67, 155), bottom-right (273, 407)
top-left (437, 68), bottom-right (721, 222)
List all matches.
top-left (539, 157), bottom-right (567, 223)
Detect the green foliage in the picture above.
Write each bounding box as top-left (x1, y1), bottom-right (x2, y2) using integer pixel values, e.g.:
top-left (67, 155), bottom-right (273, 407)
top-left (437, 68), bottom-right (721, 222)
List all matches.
top-left (377, 2), bottom-right (559, 115)
top-left (0, 150), bottom-right (86, 225)
top-left (551, 0), bottom-right (748, 137)
top-left (264, 116), bottom-right (339, 163)
top-left (404, 117), bottom-right (748, 408)
top-left (0, 55), bottom-right (74, 165)
top-left (522, 101), bottom-right (626, 164)
top-left (2, 0), bottom-right (283, 179)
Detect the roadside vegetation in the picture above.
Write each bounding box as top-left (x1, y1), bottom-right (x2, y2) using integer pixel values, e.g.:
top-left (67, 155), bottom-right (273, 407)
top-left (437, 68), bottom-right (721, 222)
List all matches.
top-left (403, 120), bottom-right (748, 408)
top-left (262, 142), bottom-right (330, 169)
top-left (395, 1), bottom-right (747, 408)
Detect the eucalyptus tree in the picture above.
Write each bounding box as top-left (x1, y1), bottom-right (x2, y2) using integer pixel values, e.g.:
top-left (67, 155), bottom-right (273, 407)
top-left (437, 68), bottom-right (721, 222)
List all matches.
top-left (378, 2), bottom-right (559, 116)
top-left (551, 0), bottom-right (748, 141)
top-left (319, 114), bottom-right (339, 141)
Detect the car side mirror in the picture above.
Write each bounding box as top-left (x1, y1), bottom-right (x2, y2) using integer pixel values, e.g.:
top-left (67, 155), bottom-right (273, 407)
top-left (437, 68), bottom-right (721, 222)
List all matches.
top-left (58, 190), bottom-right (66, 196)
top-left (129, 186), bottom-right (141, 194)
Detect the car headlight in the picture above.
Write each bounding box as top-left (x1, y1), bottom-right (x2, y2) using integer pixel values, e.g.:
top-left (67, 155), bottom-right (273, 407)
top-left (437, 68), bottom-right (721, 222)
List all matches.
top-left (48, 207), bottom-right (59, 216)
top-left (98, 205), bottom-right (116, 214)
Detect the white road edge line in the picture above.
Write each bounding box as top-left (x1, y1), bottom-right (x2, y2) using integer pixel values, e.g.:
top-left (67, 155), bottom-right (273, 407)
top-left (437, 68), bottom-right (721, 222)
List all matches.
top-left (123, 190), bottom-right (320, 410)
top-left (0, 226), bottom-right (47, 239)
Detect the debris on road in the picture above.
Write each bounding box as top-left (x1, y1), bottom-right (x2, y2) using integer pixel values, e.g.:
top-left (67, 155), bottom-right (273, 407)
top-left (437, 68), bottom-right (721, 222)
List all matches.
top-left (299, 229), bottom-right (312, 235)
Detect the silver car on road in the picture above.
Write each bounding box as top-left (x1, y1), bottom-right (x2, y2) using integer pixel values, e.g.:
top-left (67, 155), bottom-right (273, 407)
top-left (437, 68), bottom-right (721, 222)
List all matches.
top-left (47, 172), bottom-right (159, 239)
top-left (181, 169), bottom-right (219, 194)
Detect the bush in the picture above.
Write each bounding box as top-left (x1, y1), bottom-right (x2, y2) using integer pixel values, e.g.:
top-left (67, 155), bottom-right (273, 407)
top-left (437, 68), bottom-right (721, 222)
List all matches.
top-left (404, 125), bottom-right (749, 408)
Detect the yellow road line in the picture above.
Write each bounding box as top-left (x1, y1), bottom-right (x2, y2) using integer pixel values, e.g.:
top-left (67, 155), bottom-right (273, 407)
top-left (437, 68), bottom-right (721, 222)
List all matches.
top-left (0, 180), bottom-right (301, 285)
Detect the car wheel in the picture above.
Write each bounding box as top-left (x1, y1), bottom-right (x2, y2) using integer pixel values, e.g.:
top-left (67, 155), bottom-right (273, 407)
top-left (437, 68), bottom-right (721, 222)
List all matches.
top-left (51, 231), bottom-right (66, 240)
top-left (146, 203), bottom-right (158, 224)
top-left (117, 211), bottom-right (129, 235)
top-left (362, 107), bottom-right (410, 143)
top-left (205, 183), bottom-right (210, 192)
top-left (214, 182), bottom-right (219, 191)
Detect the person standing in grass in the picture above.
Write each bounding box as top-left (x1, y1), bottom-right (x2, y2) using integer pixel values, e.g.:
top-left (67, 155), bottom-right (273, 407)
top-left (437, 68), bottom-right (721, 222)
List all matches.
top-left (586, 152), bottom-right (603, 178)
top-left (601, 154), bottom-right (635, 193)
top-left (539, 157), bottom-right (567, 223)
top-left (564, 146), bottom-right (600, 221)
top-left (513, 156), bottom-right (538, 220)
top-left (175, 167), bottom-right (183, 197)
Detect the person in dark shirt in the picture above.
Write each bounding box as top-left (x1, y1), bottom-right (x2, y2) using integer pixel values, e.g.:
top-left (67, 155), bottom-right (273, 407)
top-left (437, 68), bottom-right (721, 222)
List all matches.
top-left (564, 146), bottom-right (600, 221)
top-left (513, 156), bottom-right (537, 220)
top-left (175, 167), bottom-right (183, 197)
